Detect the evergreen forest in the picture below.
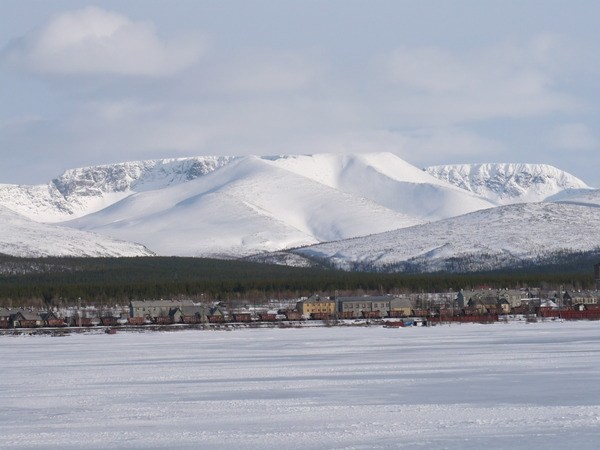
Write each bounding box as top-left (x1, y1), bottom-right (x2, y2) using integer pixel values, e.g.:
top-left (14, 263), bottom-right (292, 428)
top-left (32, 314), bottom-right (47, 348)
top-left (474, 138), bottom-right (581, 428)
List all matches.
top-left (0, 253), bottom-right (597, 308)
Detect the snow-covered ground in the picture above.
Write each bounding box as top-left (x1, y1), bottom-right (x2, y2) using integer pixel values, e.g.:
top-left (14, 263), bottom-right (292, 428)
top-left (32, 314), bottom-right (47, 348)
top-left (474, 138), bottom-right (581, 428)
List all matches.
top-left (2, 322), bottom-right (600, 449)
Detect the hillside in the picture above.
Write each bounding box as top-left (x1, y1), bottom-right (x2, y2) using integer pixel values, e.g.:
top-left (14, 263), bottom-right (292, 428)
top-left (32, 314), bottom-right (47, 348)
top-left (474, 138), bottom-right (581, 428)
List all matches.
top-left (287, 202), bottom-right (600, 272)
top-left (0, 206), bottom-right (153, 258)
top-left (547, 188), bottom-right (600, 207)
top-left (266, 153), bottom-right (493, 220)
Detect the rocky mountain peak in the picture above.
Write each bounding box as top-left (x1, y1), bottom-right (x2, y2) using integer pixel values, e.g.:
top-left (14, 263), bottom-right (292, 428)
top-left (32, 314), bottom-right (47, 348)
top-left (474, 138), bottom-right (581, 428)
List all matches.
top-left (426, 163), bottom-right (591, 204)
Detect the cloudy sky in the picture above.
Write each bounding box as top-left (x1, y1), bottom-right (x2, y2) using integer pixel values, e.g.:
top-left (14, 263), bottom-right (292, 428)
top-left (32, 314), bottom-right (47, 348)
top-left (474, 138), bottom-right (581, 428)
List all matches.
top-left (1, 0), bottom-right (599, 186)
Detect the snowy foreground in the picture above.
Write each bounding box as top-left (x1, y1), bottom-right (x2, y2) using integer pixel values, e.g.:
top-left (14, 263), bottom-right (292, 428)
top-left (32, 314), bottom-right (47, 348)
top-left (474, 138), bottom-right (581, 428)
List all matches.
top-left (2, 322), bottom-right (600, 449)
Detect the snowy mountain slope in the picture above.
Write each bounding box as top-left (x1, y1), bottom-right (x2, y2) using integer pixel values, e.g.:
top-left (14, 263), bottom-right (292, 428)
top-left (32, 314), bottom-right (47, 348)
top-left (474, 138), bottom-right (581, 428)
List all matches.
top-left (268, 153), bottom-right (494, 220)
top-left (546, 188), bottom-right (600, 207)
top-left (66, 156), bottom-right (424, 257)
top-left (426, 163), bottom-right (592, 205)
top-left (288, 202), bottom-right (600, 272)
top-left (0, 206), bottom-right (153, 258)
top-left (0, 153), bottom-right (494, 225)
top-left (0, 156), bottom-right (234, 223)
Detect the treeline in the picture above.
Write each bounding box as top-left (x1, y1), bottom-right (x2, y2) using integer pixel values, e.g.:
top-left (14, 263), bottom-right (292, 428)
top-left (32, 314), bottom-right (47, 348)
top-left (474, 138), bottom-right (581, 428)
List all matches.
top-left (0, 254), bottom-right (596, 308)
top-left (315, 248), bottom-right (600, 275)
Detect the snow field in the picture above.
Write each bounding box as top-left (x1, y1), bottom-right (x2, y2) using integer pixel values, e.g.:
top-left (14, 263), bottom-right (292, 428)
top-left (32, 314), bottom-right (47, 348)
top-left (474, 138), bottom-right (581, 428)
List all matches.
top-left (2, 322), bottom-right (600, 448)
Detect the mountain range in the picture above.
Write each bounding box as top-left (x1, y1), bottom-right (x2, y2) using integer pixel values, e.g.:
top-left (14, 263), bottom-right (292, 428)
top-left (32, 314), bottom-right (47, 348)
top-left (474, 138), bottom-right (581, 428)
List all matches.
top-left (426, 163), bottom-right (589, 205)
top-left (281, 202), bottom-right (600, 272)
top-left (0, 205), bottom-right (152, 258)
top-left (0, 152), bottom-right (597, 270)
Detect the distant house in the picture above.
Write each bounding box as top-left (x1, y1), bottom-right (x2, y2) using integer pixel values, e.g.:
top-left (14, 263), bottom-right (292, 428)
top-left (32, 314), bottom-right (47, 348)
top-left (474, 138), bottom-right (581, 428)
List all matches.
top-left (11, 310), bottom-right (43, 328)
top-left (461, 290), bottom-right (515, 314)
top-left (129, 300), bottom-right (194, 319)
top-left (461, 291), bottom-right (487, 309)
top-left (389, 297), bottom-right (413, 317)
top-left (336, 295), bottom-right (395, 318)
top-left (563, 291), bottom-right (600, 306)
top-left (296, 296), bottom-right (335, 317)
top-left (466, 298), bottom-right (491, 314)
top-left (498, 289), bottom-right (528, 308)
top-left (208, 306), bottom-right (226, 323)
top-left (497, 299), bottom-right (511, 314)
top-left (170, 305), bottom-right (208, 324)
top-left (41, 311), bottom-right (65, 327)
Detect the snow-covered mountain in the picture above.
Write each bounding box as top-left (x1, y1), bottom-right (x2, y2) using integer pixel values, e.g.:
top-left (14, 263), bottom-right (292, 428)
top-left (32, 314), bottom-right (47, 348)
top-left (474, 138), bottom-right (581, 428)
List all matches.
top-left (265, 153), bottom-right (494, 221)
top-left (0, 153), bottom-right (496, 258)
top-left (0, 153), bottom-right (595, 261)
top-left (0, 156), bottom-right (234, 223)
top-left (426, 163), bottom-right (592, 205)
top-left (285, 202), bottom-right (600, 272)
top-left (67, 153), bottom-right (491, 257)
top-left (0, 206), bottom-right (153, 258)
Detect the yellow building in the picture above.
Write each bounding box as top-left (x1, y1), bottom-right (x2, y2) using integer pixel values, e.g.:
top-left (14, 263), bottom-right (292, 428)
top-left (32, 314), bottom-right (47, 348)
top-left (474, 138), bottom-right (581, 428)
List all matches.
top-left (296, 297), bottom-right (336, 316)
top-left (389, 297), bottom-right (413, 317)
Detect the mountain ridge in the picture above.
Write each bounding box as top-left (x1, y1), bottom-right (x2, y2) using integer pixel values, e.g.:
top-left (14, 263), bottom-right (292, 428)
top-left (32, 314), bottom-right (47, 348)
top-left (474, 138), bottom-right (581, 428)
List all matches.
top-left (426, 162), bottom-right (592, 205)
top-left (0, 156), bottom-right (234, 223)
top-left (0, 153), bottom-right (596, 261)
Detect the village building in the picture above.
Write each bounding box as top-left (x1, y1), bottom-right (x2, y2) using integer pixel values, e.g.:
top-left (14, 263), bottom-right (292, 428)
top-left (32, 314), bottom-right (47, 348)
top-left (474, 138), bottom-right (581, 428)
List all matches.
top-left (296, 296), bottom-right (336, 316)
top-left (389, 297), bottom-right (414, 317)
top-left (498, 289), bottom-right (530, 308)
top-left (41, 311), bottom-right (65, 327)
top-left (563, 291), bottom-right (600, 307)
top-left (411, 292), bottom-right (456, 309)
top-left (336, 296), bottom-right (383, 318)
top-left (10, 309), bottom-right (44, 328)
top-left (169, 305), bottom-right (208, 324)
top-left (497, 299), bottom-right (511, 314)
top-left (464, 294), bottom-right (502, 314)
top-left (207, 305), bottom-right (227, 323)
top-left (129, 300), bottom-right (194, 319)
top-left (459, 288), bottom-right (535, 313)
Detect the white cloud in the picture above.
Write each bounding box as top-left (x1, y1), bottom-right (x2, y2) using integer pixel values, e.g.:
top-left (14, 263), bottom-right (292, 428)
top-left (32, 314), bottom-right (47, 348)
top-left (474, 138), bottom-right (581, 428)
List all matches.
top-left (2, 6), bottom-right (204, 76)
top-left (395, 128), bottom-right (505, 166)
top-left (379, 35), bottom-right (580, 125)
top-left (546, 123), bottom-right (597, 151)
top-left (216, 52), bottom-right (320, 94)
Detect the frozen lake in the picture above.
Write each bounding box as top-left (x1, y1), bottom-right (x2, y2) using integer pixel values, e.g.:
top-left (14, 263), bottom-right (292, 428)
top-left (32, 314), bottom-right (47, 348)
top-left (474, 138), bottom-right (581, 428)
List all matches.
top-left (2, 322), bottom-right (600, 449)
